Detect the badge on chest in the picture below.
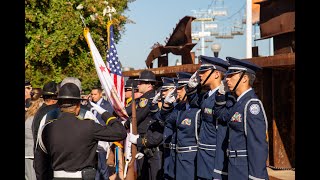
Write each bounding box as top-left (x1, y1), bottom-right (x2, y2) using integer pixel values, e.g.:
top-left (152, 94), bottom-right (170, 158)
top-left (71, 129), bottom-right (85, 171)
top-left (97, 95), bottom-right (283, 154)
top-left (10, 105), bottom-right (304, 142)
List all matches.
top-left (231, 112), bottom-right (242, 122)
top-left (181, 118), bottom-right (192, 126)
top-left (139, 98), bottom-right (148, 108)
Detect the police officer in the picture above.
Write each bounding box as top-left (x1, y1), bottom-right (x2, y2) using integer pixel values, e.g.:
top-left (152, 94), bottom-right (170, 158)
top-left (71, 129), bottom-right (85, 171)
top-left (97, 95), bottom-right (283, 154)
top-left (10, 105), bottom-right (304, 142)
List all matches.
top-left (34, 83), bottom-right (127, 180)
top-left (32, 81), bottom-right (59, 146)
top-left (124, 70), bottom-right (157, 179)
top-left (222, 57), bottom-right (269, 180)
top-left (124, 78), bottom-right (141, 115)
top-left (187, 55), bottom-right (230, 180)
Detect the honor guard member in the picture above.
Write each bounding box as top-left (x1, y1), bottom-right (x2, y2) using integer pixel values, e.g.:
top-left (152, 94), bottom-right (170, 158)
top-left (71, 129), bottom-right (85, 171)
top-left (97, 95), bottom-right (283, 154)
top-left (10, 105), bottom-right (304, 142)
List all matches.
top-left (34, 83), bottom-right (127, 180)
top-left (163, 72), bottom-right (200, 180)
top-left (158, 72), bottom-right (190, 180)
top-left (129, 87), bottom-right (166, 180)
top-left (124, 70), bottom-right (157, 179)
top-left (223, 57), bottom-right (269, 180)
top-left (187, 55), bottom-right (230, 180)
top-left (32, 81), bottom-right (59, 145)
top-left (149, 77), bottom-right (176, 180)
top-left (124, 78), bottom-right (141, 116)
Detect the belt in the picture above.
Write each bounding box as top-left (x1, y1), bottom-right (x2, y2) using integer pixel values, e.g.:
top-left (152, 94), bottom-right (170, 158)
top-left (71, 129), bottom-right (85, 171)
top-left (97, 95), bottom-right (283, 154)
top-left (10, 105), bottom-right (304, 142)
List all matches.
top-left (227, 149), bottom-right (248, 158)
top-left (198, 142), bottom-right (216, 151)
top-left (163, 143), bottom-right (176, 150)
top-left (54, 170), bottom-right (82, 178)
top-left (176, 145), bottom-right (198, 153)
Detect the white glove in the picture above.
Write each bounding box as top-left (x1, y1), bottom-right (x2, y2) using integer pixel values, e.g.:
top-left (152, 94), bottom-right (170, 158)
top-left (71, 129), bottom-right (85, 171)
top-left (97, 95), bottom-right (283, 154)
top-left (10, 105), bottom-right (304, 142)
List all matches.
top-left (135, 152), bottom-right (144, 160)
top-left (218, 79), bottom-right (229, 95)
top-left (89, 101), bottom-right (107, 114)
top-left (188, 71), bottom-right (199, 88)
top-left (164, 87), bottom-right (176, 104)
top-left (129, 133), bottom-right (139, 144)
top-left (152, 92), bottom-right (161, 104)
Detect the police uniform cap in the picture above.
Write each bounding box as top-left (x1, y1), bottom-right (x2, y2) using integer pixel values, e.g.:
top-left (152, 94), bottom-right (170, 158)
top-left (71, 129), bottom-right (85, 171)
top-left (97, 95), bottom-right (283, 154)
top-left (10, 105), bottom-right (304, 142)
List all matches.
top-left (198, 55), bottom-right (229, 73)
top-left (57, 83), bottom-right (85, 100)
top-left (161, 77), bottom-right (175, 90)
top-left (176, 72), bottom-right (192, 88)
top-left (125, 79), bottom-right (138, 90)
top-left (225, 56), bottom-right (262, 75)
top-left (42, 81), bottom-right (58, 96)
top-left (134, 70), bottom-right (156, 82)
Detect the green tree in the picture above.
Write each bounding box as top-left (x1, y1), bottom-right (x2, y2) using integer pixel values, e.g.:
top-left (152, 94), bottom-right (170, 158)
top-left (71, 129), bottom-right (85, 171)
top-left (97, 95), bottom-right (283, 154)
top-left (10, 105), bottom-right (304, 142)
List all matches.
top-left (25, 0), bottom-right (130, 94)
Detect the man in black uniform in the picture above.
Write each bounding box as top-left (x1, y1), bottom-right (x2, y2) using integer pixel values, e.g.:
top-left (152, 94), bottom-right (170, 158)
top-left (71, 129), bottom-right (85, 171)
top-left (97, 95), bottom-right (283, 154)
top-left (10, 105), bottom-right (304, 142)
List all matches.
top-left (124, 78), bottom-right (141, 116)
top-left (32, 81), bottom-right (59, 145)
top-left (123, 70), bottom-right (157, 179)
top-left (34, 83), bottom-right (127, 180)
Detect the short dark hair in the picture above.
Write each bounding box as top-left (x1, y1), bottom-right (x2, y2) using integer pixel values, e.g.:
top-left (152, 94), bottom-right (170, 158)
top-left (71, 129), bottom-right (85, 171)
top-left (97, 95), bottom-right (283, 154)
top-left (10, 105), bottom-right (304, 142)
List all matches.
top-left (245, 72), bottom-right (256, 86)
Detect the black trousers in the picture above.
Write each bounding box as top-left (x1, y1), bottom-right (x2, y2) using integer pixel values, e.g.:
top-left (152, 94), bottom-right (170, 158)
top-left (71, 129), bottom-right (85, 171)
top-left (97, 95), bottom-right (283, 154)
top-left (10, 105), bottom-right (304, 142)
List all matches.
top-left (136, 148), bottom-right (163, 180)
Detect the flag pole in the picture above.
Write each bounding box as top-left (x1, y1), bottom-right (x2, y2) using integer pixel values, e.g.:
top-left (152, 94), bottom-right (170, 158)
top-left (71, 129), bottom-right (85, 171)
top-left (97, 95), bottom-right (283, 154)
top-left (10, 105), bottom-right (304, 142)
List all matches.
top-left (125, 82), bottom-right (138, 180)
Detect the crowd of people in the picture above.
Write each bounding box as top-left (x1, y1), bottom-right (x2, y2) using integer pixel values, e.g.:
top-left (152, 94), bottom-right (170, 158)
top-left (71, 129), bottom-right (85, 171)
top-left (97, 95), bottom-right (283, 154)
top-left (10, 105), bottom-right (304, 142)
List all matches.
top-left (25, 55), bottom-right (269, 180)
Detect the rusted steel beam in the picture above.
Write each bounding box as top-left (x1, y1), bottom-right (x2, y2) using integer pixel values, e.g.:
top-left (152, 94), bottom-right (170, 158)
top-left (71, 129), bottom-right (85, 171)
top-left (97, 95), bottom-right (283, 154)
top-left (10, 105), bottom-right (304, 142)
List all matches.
top-left (271, 69), bottom-right (295, 168)
top-left (122, 64), bottom-right (200, 78)
top-left (244, 53), bottom-right (295, 68)
top-left (124, 53), bottom-right (295, 78)
top-left (145, 16), bottom-right (196, 68)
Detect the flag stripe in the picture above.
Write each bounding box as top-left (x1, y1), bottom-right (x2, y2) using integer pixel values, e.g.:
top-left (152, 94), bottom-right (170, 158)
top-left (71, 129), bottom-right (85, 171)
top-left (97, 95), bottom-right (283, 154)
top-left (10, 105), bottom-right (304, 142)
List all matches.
top-left (84, 27), bottom-right (128, 120)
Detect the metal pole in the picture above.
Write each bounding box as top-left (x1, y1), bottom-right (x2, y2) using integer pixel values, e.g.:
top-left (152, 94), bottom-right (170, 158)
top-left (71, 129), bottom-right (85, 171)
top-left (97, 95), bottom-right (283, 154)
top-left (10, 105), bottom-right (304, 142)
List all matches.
top-left (201, 21), bottom-right (205, 56)
top-left (246, 0), bottom-right (252, 58)
top-left (269, 37), bottom-right (274, 56)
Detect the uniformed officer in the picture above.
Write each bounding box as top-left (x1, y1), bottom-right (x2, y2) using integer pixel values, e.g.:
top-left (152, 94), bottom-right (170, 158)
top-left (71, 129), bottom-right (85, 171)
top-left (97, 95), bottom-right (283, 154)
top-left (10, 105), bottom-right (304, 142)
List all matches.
top-left (161, 72), bottom-right (200, 180)
top-left (149, 77), bottom-right (176, 180)
top-left (34, 83), bottom-right (127, 180)
top-left (187, 55), bottom-right (230, 180)
top-left (222, 57), bottom-right (269, 180)
top-left (124, 70), bottom-right (157, 179)
top-left (124, 78), bottom-right (141, 116)
top-left (156, 72), bottom-right (190, 180)
top-left (32, 81), bottom-right (59, 146)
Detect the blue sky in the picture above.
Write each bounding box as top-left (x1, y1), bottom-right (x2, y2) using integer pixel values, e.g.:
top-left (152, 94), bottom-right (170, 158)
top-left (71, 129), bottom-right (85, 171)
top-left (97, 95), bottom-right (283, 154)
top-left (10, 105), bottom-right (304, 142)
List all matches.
top-left (116, 0), bottom-right (272, 70)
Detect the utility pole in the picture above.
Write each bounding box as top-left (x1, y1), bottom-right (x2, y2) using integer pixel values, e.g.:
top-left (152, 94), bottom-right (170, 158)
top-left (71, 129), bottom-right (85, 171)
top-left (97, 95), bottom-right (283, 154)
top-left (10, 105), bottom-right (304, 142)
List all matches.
top-left (246, 0), bottom-right (252, 58)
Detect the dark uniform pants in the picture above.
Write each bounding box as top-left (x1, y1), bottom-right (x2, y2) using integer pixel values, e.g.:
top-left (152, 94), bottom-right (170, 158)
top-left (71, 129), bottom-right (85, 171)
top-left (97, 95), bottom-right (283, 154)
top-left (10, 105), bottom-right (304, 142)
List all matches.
top-left (95, 151), bottom-right (109, 180)
top-left (137, 148), bottom-right (163, 180)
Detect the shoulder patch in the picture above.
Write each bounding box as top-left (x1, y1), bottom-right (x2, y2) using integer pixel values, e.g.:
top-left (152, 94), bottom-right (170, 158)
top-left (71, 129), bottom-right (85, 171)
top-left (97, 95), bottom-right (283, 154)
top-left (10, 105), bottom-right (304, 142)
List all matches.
top-left (139, 98), bottom-right (148, 108)
top-left (249, 103), bottom-right (260, 115)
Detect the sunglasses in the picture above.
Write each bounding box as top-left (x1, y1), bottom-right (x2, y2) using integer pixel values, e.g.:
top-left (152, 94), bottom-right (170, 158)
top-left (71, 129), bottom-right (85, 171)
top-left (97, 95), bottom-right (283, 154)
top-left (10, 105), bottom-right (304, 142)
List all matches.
top-left (138, 81), bottom-right (150, 85)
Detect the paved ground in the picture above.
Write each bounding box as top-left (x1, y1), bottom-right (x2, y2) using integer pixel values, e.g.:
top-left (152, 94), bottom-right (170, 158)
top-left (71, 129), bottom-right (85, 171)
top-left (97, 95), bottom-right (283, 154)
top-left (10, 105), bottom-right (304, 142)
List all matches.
top-left (268, 167), bottom-right (295, 180)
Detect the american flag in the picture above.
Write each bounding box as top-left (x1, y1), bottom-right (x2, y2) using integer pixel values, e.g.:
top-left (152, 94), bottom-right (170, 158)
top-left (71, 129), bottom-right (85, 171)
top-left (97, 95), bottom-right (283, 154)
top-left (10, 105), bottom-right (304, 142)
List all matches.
top-left (106, 23), bottom-right (125, 106)
top-left (83, 27), bottom-right (128, 120)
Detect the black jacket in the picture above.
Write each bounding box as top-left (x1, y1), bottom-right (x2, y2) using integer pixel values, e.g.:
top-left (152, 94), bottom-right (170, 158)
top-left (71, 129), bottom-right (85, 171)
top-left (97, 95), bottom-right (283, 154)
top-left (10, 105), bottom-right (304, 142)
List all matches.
top-left (124, 89), bottom-right (155, 136)
top-left (34, 111), bottom-right (127, 180)
top-left (32, 103), bottom-right (59, 145)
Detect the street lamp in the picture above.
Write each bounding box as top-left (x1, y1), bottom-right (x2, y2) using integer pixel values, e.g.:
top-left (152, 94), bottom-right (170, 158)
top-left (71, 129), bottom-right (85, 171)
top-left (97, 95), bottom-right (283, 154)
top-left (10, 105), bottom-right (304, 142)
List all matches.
top-left (211, 43), bottom-right (221, 58)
